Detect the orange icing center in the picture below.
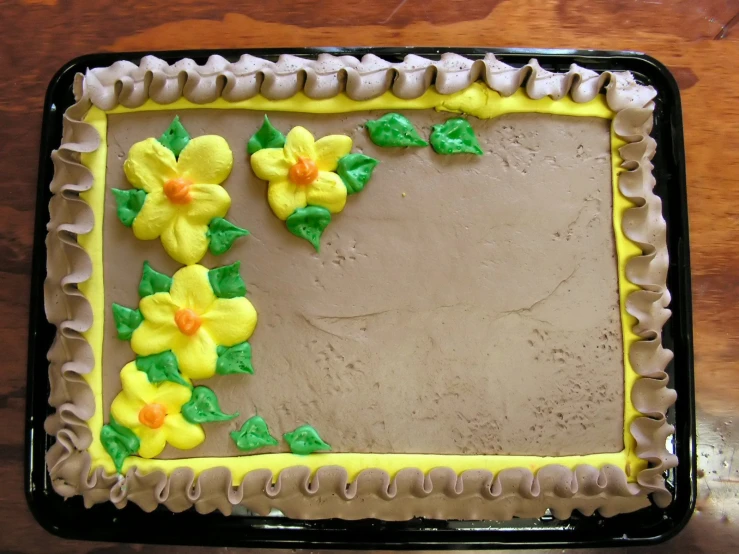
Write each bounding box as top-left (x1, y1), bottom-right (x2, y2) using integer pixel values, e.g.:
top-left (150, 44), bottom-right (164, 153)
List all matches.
top-left (175, 308), bottom-right (202, 336)
top-left (289, 157), bottom-right (319, 185)
top-left (163, 177), bottom-right (193, 204)
top-left (138, 403), bottom-right (167, 429)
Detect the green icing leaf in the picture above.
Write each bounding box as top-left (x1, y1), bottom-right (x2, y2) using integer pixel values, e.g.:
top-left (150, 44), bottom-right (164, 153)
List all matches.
top-left (138, 261), bottom-right (173, 298)
top-left (336, 153), bottom-right (379, 195)
top-left (111, 303), bottom-right (143, 340)
top-left (286, 206), bottom-right (331, 252)
top-left (100, 416), bottom-right (140, 473)
top-left (207, 262), bottom-right (247, 299)
top-left (230, 415), bottom-right (278, 451)
top-left (216, 341), bottom-right (254, 375)
top-left (365, 113), bottom-right (428, 148)
top-left (247, 115), bottom-right (286, 155)
top-left (158, 115), bottom-right (191, 158)
top-left (429, 118), bottom-right (484, 155)
top-left (136, 351), bottom-right (191, 388)
top-left (283, 424), bottom-right (331, 455)
top-left (207, 217), bottom-right (250, 256)
top-left (181, 386), bottom-right (238, 424)
top-left (111, 188), bottom-right (147, 227)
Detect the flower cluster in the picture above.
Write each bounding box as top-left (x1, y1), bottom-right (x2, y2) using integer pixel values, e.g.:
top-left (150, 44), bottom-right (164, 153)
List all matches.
top-left (104, 261), bottom-right (256, 467)
top-left (101, 116), bottom-right (343, 473)
top-left (102, 117), bottom-right (257, 472)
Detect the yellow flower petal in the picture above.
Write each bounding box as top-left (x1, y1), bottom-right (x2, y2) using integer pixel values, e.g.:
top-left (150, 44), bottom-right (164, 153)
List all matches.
top-left (172, 331), bottom-right (218, 380)
top-left (118, 361), bottom-right (156, 404)
top-left (284, 126), bottom-right (316, 164)
top-left (137, 426), bottom-right (167, 458)
top-left (177, 135), bottom-right (234, 185)
top-left (131, 319), bottom-right (183, 357)
top-left (110, 388), bottom-right (144, 430)
top-left (131, 189), bottom-right (178, 241)
top-left (268, 179), bottom-right (307, 220)
top-left (250, 148), bottom-right (290, 181)
top-left (314, 135), bottom-right (353, 172)
top-left (201, 297), bottom-right (258, 346)
top-left (169, 265), bottom-right (216, 314)
top-left (184, 184), bottom-right (231, 226)
top-left (123, 138), bottom-right (177, 193)
top-left (160, 216), bottom-right (209, 265)
top-left (163, 414), bottom-right (205, 451)
top-left (306, 171), bottom-right (347, 214)
top-left (138, 292), bottom-right (178, 326)
top-left (152, 381), bottom-right (193, 414)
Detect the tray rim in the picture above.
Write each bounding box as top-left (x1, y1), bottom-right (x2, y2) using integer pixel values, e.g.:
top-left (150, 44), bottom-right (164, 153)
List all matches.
top-left (25, 46), bottom-right (696, 549)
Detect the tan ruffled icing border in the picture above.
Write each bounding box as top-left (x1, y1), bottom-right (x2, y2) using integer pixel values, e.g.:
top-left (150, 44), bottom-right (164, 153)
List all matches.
top-left (44, 53), bottom-right (676, 520)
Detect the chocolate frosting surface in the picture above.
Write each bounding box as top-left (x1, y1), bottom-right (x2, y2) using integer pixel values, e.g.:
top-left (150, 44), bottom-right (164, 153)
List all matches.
top-left (102, 110), bottom-right (624, 458)
top-left (45, 53), bottom-right (675, 520)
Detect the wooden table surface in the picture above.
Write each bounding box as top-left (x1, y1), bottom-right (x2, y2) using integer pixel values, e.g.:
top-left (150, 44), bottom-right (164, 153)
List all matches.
top-left (1, 0), bottom-right (738, 552)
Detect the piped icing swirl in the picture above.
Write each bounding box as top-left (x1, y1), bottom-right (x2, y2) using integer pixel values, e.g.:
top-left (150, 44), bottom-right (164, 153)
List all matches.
top-left (80, 53), bottom-right (656, 110)
top-left (45, 53), bottom-right (675, 519)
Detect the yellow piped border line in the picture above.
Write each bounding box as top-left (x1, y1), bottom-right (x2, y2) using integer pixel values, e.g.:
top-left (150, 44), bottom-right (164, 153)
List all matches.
top-left (81, 83), bottom-right (646, 484)
top-left (79, 111), bottom-right (109, 469)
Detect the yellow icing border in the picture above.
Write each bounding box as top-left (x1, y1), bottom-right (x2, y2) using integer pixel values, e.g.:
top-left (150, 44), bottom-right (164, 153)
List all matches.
top-left (81, 84), bottom-right (646, 483)
top-left (79, 109), bottom-right (109, 468)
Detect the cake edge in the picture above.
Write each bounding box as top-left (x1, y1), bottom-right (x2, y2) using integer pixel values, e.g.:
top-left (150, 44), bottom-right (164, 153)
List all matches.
top-left (43, 53), bottom-right (676, 520)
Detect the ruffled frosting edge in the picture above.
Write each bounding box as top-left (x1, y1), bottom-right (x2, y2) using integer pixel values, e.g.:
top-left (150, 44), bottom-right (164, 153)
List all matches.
top-left (80, 52), bottom-right (657, 110)
top-left (44, 52), bottom-right (675, 520)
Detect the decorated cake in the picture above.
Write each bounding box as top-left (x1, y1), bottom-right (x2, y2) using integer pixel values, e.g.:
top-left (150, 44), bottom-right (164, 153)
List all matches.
top-left (44, 52), bottom-right (676, 520)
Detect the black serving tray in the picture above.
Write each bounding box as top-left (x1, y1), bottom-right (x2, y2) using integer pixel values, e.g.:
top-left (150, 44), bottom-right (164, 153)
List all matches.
top-left (25, 48), bottom-right (696, 549)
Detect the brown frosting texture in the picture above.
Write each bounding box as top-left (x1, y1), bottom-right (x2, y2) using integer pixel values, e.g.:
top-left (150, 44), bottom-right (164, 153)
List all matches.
top-left (81, 53), bottom-right (656, 109)
top-left (45, 53), bottom-right (675, 520)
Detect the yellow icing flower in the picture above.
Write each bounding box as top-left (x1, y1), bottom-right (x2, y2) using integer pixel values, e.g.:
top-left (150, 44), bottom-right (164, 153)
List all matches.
top-left (250, 126), bottom-right (351, 220)
top-left (131, 265), bottom-right (257, 380)
top-left (110, 362), bottom-right (204, 458)
top-left (124, 136), bottom-right (234, 265)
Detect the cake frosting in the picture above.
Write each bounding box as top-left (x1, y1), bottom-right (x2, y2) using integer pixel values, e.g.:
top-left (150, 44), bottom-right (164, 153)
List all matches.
top-left (102, 109), bottom-right (624, 458)
top-left (44, 53), bottom-right (676, 520)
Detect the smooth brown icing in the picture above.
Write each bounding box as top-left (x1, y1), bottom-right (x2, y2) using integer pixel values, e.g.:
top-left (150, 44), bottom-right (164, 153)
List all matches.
top-left (45, 53), bottom-right (676, 519)
top-left (102, 110), bottom-right (624, 458)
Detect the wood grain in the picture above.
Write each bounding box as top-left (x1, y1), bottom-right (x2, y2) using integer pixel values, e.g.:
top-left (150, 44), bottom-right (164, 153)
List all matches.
top-left (1, 0), bottom-right (738, 551)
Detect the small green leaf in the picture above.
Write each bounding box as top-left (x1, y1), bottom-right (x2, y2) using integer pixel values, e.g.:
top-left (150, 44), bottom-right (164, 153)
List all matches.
top-left (158, 115), bottom-right (191, 158)
top-left (100, 416), bottom-right (140, 473)
top-left (207, 217), bottom-right (250, 256)
top-left (136, 351), bottom-right (191, 388)
top-left (181, 386), bottom-right (238, 424)
top-left (112, 188), bottom-right (147, 227)
top-left (230, 415), bottom-right (278, 451)
top-left (365, 113), bottom-right (428, 148)
top-left (247, 115), bottom-right (286, 155)
top-left (286, 206), bottom-right (331, 252)
top-left (138, 261), bottom-right (173, 298)
top-left (216, 341), bottom-right (254, 375)
top-left (207, 262), bottom-right (247, 299)
top-left (336, 153), bottom-right (379, 195)
top-left (429, 118), bottom-right (484, 155)
top-left (283, 424), bottom-right (331, 455)
top-left (111, 303), bottom-right (143, 340)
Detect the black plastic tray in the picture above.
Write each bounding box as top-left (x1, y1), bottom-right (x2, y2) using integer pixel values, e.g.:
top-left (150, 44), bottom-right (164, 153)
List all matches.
top-left (26, 47), bottom-right (695, 549)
